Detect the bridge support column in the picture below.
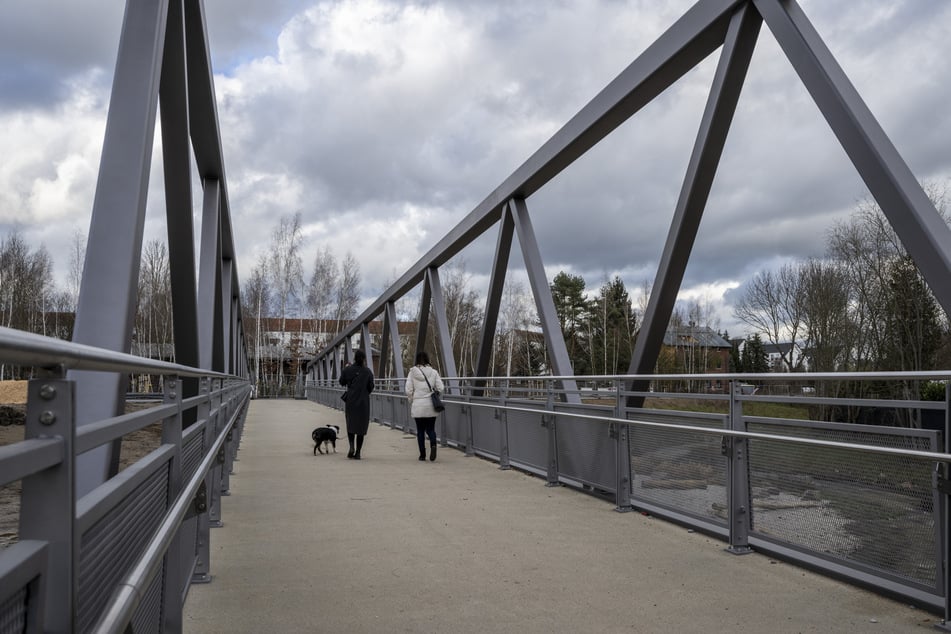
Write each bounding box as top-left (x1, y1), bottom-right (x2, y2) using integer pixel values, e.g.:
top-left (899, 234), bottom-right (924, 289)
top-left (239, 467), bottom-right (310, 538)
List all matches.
top-left (192, 378), bottom-right (213, 584)
top-left (725, 380), bottom-right (753, 555)
top-left (614, 380), bottom-right (633, 512)
top-left (161, 375), bottom-right (184, 631)
top-left (498, 398), bottom-right (511, 471)
top-left (208, 379), bottom-right (225, 528)
top-left (21, 373), bottom-right (75, 631)
top-left (544, 384), bottom-right (560, 487)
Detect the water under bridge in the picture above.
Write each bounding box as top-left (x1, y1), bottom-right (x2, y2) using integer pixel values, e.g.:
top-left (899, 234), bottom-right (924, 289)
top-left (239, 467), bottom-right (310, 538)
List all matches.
top-left (2, 0), bottom-right (951, 631)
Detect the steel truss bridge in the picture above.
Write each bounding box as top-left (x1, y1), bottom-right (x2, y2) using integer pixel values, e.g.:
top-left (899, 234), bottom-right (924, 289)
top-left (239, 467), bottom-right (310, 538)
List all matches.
top-left (1, 0), bottom-right (951, 631)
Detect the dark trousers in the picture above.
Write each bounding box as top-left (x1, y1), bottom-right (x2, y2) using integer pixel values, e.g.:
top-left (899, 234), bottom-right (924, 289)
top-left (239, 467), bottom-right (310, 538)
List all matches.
top-left (415, 417), bottom-right (437, 455)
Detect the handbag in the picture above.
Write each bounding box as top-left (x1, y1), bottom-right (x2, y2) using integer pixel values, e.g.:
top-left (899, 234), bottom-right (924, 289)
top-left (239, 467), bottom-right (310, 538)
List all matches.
top-left (341, 368), bottom-right (361, 402)
top-left (419, 367), bottom-right (445, 412)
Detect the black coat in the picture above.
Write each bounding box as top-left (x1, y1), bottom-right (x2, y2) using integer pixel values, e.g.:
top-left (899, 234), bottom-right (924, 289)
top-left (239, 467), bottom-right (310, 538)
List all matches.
top-left (340, 364), bottom-right (374, 435)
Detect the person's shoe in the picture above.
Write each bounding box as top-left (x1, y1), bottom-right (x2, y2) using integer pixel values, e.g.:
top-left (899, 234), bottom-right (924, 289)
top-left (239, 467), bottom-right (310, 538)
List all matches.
top-left (347, 449), bottom-right (354, 458)
top-left (353, 453), bottom-right (361, 460)
top-left (429, 444), bottom-right (437, 461)
top-left (419, 455), bottom-right (426, 461)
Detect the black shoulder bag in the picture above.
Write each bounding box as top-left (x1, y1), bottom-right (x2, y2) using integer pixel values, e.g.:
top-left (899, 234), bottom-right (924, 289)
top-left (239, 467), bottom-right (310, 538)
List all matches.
top-left (341, 367), bottom-right (362, 402)
top-left (419, 367), bottom-right (445, 412)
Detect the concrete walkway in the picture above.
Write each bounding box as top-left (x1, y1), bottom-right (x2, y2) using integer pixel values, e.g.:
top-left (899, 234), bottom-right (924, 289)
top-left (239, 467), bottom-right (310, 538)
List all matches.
top-left (182, 399), bottom-right (937, 633)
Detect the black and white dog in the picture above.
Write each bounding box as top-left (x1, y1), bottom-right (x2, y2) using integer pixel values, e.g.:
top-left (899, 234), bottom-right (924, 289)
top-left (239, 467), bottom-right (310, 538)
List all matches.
top-left (312, 424), bottom-right (340, 455)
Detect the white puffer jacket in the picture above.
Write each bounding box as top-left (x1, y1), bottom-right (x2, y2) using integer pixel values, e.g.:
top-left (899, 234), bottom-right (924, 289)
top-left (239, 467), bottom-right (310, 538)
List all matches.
top-left (405, 365), bottom-right (444, 418)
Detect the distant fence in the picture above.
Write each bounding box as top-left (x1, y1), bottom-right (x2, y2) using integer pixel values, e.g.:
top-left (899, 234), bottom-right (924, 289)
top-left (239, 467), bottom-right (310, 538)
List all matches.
top-left (308, 371), bottom-right (951, 615)
top-left (0, 326), bottom-right (250, 633)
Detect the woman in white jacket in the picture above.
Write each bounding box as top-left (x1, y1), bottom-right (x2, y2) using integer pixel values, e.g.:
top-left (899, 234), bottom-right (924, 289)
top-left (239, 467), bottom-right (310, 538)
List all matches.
top-left (405, 351), bottom-right (444, 461)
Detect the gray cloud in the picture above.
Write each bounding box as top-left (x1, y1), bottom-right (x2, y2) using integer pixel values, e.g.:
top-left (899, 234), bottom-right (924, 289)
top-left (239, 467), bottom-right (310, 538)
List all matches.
top-left (2, 0), bottom-right (950, 339)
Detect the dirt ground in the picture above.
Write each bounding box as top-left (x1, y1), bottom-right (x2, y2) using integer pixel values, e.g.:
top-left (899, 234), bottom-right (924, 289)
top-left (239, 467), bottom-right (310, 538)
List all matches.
top-left (0, 380), bottom-right (162, 547)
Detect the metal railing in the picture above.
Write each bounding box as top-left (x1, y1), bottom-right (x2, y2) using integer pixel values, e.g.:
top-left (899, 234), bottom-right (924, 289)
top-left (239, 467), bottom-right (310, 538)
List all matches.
top-left (308, 370), bottom-right (951, 615)
top-left (0, 326), bottom-right (250, 633)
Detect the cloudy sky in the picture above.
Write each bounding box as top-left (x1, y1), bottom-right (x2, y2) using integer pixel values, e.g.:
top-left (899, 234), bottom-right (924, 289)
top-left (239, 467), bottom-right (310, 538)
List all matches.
top-left (1, 0), bottom-right (950, 336)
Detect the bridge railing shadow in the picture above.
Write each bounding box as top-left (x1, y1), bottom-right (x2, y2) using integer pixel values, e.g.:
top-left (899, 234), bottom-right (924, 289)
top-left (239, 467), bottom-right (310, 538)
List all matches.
top-left (310, 371), bottom-right (951, 614)
top-left (0, 326), bottom-right (250, 633)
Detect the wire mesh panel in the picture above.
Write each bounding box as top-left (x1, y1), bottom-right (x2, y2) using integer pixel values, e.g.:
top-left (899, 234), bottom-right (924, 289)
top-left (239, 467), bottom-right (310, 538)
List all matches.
top-left (628, 411), bottom-right (728, 526)
top-left (77, 464), bottom-right (170, 632)
top-left (470, 405), bottom-right (501, 459)
top-left (505, 403), bottom-right (548, 474)
top-left (0, 587), bottom-right (27, 634)
top-left (554, 405), bottom-right (615, 492)
top-left (440, 402), bottom-right (467, 447)
top-left (746, 419), bottom-right (940, 591)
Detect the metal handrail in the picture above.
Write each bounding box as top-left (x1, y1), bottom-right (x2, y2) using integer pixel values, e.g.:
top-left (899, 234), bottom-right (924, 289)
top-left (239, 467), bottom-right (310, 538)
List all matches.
top-left (90, 399), bottom-right (243, 634)
top-left (0, 326), bottom-right (235, 379)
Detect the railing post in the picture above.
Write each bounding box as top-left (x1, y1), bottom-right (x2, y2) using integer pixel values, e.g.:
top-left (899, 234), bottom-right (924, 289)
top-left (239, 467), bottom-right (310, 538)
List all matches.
top-left (545, 380), bottom-right (559, 487)
top-left (220, 384), bottom-right (234, 495)
top-left (498, 397), bottom-right (510, 471)
top-left (208, 379), bottom-right (224, 528)
top-left (614, 378), bottom-right (633, 512)
top-left (439, 378), bottom-right (449, 448)
top-left (725, 380), bottom-right (753, 554)
top-left (20, 373), bottom-right (75, 632)
top-left (192, 377), bottom-right (213, 584)
top-left (465, 385), bottom-right (475, 457)
top-left (939, 381), bottom-right (951, 629)
top-left (161, 375), bottom-right (184, 631)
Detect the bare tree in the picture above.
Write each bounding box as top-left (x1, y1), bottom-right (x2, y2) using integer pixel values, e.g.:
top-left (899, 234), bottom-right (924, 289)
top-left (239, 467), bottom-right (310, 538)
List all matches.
top-left (798, 258), bottom-right (853, 372)
top-left (828, 188), bottom-right (948, 373)
top-left (306, 245), bottom-right (338, 350)
top-left (268, 213), bottom-right (304, 391)
top-left (438, 260), bottom-right (482, 376)
top-left (67, 227), bottom-right (87, 312)
top-left (333, 252), bottom-right (361, 334)
top-left (732, 263), bottom-right (805, 371)
top-left (243, 254), bottom-right (272, 396)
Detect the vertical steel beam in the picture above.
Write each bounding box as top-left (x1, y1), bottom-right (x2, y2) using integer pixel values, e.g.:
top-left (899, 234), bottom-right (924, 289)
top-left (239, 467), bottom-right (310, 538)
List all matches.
top-left (160, 0), bottom-right (200, 423)
top-left (191, 378), bottom-right (213, 584)
top-left (198, 179), bottom-right (222, 371)
top-left (415, 273), bottom-right (433, 359)
top-left (379, 312), bottom-right (392, 378)
top-left (71, 0), bottom-right (170, 496)
top-left (160, 375), bottom-right (183, 631)
top-left (509, 198), bottom-right (579, 402)
top-left (361, 324), bottom-right (374, 377)
top-left (755, 0), bottom-right (951, 315)
top-left (627, 4), bottom-right (761, 404)
top-left (428, 268), bottom-right (459, 394)
top-left (384, 301), bottom-right (405, 380)
top-left (20, 376), bottom-right (75, 631)
top-left (345, 336), bottom-right (354, 366)
top-left (475, 206), bottom-right (515, 380)
top-left (726, 380), bottom-right (753, 554)
top-left (221, 258), bottom-right (233, 373)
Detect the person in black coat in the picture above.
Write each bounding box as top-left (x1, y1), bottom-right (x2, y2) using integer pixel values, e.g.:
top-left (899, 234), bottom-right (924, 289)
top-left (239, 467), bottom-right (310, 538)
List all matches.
top-left (339, 349), bottom-right (375, 459)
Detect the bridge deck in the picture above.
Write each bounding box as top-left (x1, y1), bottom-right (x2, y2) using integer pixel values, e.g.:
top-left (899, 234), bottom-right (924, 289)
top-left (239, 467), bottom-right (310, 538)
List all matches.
top-left (182, 399), bottom-right (932, 632)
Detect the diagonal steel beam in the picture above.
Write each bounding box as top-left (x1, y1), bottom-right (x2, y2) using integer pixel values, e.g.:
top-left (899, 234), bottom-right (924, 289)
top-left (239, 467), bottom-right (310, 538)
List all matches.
top-left (315, 0), bottom-right (742, 360)
top-left (755, 0), bottom-right (951, 315)
top-left (427, 268), bottom-right (459, 393)
top-left (627, 3), bottom-right (761, 402)
top-left (509, 198), bottom-right (579, 402)
top-left (415, 273), bottom-right (433, 358)
top-left (475, 208), bottom-right (516, 380)
top-left (384, 301), bottom-right (405, 380)
top-left (160, 0), bottom-right (200, 420)
top-left (71, 0), bottom-right (170, 496)
top-left (198, 179), bottom-right (223, 371)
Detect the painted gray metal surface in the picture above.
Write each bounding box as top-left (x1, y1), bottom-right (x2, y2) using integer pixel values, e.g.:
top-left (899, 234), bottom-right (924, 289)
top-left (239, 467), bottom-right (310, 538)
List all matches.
top-left (71, 0), bottom-right (169, 498)
top-left (628, 4), bottom-right (760, 388)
